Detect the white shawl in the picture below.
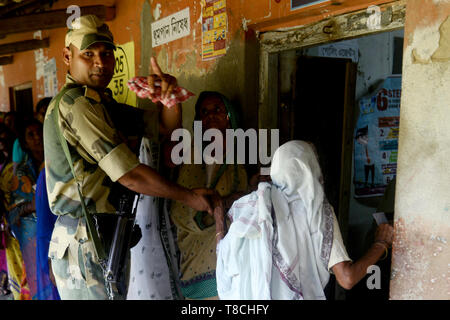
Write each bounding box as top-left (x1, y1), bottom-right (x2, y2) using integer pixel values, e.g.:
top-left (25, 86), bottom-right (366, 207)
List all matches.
top-left (216, 141), bottom-right (334, 300)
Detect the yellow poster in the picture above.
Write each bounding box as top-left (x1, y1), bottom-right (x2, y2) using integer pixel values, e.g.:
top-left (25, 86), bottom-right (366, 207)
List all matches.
top-left (107, 41), bottom-right (136, 107)
top-left (202, 0), bottom-right (227, 61)
top-left (203, 30), bottom-right (214, 45)
top-left (213, 12), bottom-right (226, 29)
top-left (214, 26), bottom-right (226, 41)
top-left (204, 5), bottom-right (214, 17)
top-left (214, 0), bottom-right (226, 10)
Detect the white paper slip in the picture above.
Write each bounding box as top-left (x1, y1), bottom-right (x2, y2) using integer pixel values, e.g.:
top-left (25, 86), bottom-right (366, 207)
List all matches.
top-left (373, 212), bottom-right (389, 225)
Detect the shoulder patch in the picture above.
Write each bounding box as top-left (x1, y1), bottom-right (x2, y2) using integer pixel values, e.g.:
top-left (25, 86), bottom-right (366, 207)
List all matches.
top-left (84, 87), bottom-right (101, 103)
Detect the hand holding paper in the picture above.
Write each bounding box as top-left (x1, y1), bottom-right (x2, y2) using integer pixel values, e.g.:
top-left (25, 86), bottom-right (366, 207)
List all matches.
top-left (127, 57), bottom-right (195, 108)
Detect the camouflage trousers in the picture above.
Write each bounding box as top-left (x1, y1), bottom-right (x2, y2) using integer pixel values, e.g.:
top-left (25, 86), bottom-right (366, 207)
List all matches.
top-left (49, 215), bottom-right (128, 300)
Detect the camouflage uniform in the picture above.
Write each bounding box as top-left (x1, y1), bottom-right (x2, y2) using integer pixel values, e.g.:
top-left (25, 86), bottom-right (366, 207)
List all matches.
top-left (43, 16), bottom-right (157, 300)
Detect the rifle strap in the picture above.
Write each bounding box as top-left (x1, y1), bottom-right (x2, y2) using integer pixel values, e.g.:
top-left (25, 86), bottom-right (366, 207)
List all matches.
top-left (52, 85), bottom-right (108, 264)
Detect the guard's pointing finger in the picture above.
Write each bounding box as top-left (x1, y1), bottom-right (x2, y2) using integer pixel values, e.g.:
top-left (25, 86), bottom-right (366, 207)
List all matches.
top-left (160, 76), bottom-right (169, 99)
top-left (150, 56), bottom-right (163, 76)
top-left (147, 75), bottom-right (156, 94)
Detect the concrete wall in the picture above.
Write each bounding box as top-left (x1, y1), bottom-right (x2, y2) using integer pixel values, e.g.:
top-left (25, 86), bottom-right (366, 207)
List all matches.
top-left (390, 0), bottom-right (450, 300)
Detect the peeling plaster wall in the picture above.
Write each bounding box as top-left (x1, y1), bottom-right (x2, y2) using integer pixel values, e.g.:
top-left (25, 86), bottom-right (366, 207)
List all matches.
top-left (0, 0), bottom-right (143, 112)
top-left (242, 0), bottom-right (398, 31)
top-left (145, 1), bottom-right (406, 132)
top-left (0, 0), bottom-right (396, 120)
top-left (144, 0), bottom-right (259, 131)
top-left (390, 0), bottom-right (450, 300)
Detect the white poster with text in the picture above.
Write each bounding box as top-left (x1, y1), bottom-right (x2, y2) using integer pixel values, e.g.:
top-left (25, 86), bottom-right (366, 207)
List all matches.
top-left (151, 7), bottom-right (190, 47)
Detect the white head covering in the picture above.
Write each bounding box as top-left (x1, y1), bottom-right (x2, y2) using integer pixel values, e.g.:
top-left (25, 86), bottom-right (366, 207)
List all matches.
top-left (269, 140), bottom-right (334, 299)
top-left (216, 140), bottom-right (334, 300)
top-left (270, 140), bottom-right (325, 215)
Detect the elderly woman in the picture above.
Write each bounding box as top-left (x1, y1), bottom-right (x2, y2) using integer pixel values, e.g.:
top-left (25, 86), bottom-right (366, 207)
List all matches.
top-left (170, 91), bottom-right (249, 300)
top-left (216, 140), bottom-right (393, 300)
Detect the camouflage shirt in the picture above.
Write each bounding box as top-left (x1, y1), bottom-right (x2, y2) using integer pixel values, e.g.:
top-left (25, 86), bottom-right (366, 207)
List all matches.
top-left (44, 74), bottom-right (158, 218)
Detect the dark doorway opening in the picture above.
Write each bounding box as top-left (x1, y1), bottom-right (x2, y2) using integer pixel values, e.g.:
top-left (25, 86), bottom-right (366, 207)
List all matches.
top-left (293, 57), bottom-right (349, 211)
top-left (280, 56), bottom-right (356, 221)
top-left (278, 55), bottom-right (357, 300)
top-left (10, 84), bottom-right (33, 119)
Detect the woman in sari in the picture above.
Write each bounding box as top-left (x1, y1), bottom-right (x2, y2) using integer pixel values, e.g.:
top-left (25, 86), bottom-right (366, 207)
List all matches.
top-left (0, 133), bottom-right (31, 300)
top-left (0, 134), bottom-right (11, 297)
top-left (216, 140), bottom-right (393, 300)
top-left (32, 97), bottom-right (60, 300)
top-left (35, 167), bottom-right (60, 300)
top-left (0, 216), bottom-right (9, 297)
top-left (127, 137), bottom-right (179, 300)
top-left (170, 92), bottom-right (248, 299)
top-left (5, 119), bottom-right (44, 300)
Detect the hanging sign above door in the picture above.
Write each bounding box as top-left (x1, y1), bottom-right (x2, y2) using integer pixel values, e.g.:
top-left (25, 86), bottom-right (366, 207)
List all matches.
top-left (291, 0), bottom-right (328, 11)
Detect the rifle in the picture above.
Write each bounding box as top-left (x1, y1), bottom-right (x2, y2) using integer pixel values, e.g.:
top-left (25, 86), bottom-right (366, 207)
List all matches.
top-left (104, 191), bottom-right (141, 300)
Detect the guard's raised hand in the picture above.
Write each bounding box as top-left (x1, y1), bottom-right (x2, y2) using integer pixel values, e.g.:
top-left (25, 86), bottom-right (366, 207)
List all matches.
top-left (147, 57), bottom-right (177, 100)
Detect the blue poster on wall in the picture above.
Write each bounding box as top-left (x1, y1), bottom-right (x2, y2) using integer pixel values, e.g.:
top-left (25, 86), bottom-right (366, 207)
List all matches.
top-left (291, 0), bottom-right (328, 11)
top-left (354, 75), bottom-right (402, 198)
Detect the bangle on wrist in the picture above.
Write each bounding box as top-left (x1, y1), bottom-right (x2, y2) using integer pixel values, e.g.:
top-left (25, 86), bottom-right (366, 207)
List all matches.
top-left (374, 240), bottom-right (389, 248)
top-left (379, 246), bottom-right (389, 260)
top-left (374, 240), bottom-right (389, 249)
top-left (374, 240), bottom-right (390, 261)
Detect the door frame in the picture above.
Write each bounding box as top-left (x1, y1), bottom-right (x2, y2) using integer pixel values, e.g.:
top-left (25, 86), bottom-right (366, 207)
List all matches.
top-left (258, 0), bottom-right (405, 130)
top-left (256, 0), bottom-right (406, 299)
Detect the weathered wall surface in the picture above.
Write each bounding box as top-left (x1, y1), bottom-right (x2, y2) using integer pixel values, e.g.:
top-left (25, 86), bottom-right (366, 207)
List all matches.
top-left (242, 0), bottom-right (396, 31)
top-left (143, 0), bottom-right (259, 131)
top-left (0, 0), bottom-right (143, 112)
top-left (390, 0), bottom-right (450, 300)
top-left (0, 0), bottom-right (400, 124)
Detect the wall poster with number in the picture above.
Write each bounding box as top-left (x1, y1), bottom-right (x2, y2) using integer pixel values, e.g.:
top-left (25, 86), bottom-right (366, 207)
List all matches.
top-left (353, 75), bottom-right (402, 198)
top-left (107, 41), bottom-right (136, 107)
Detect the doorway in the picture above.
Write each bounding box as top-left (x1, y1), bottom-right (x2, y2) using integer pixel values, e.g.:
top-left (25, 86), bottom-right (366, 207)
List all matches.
top-left (290, 56), bottom-right (356, 213)
top-left (277, 52), bottom-right (357, 300)
top-left (258, 3), bottom-right (406, 300)
top-left (9, 82), bottom-right (33, 118)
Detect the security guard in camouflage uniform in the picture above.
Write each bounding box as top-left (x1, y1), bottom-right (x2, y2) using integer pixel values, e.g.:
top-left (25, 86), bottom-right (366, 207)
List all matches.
top-left (43, 15), bottom-right (214, 300)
